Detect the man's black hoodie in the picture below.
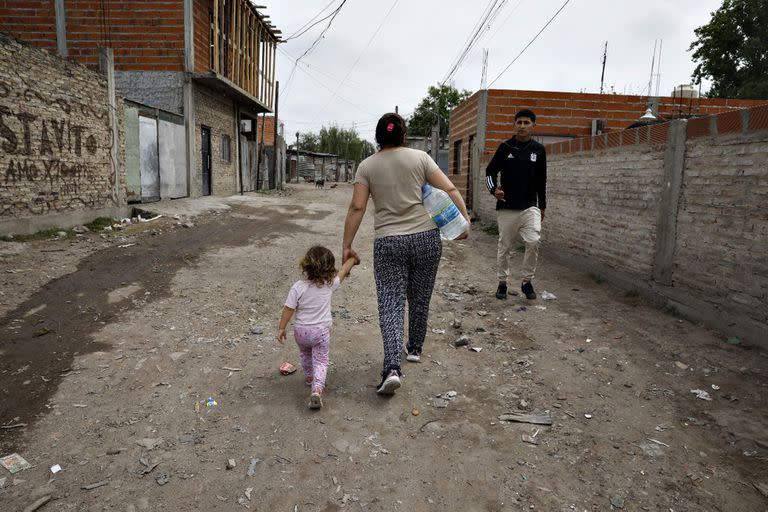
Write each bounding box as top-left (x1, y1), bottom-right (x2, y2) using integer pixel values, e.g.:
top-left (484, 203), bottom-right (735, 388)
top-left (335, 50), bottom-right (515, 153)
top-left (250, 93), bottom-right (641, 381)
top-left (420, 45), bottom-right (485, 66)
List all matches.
top-left (485, 136), bottom-right (547, 211)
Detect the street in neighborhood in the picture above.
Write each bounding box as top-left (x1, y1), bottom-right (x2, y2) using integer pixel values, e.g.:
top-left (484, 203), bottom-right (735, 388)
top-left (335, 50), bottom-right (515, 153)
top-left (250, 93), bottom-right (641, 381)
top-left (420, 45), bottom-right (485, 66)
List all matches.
top-left (1, 184), bottom-right (766, 511)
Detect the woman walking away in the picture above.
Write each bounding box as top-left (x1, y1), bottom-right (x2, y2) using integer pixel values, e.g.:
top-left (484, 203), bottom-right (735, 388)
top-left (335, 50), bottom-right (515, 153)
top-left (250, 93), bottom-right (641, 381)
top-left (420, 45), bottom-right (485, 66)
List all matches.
top-left (342, 113), bottom-right (470, 395)
top-left (276, 246), bottom-right (359, 409)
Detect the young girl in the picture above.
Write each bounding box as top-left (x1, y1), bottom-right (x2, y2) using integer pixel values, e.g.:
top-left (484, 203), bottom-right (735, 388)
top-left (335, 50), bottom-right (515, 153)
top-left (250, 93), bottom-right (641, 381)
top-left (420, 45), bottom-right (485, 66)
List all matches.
top-left (277, 246), bottom-right (359, 409)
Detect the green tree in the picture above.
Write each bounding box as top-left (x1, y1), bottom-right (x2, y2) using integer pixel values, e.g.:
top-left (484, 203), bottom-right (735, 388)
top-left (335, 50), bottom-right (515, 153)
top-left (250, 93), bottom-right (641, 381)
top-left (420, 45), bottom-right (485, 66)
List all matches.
top-left (296, 125), bottom-right (375, 164)
top-left (689, 0), bottom-right (768, 99)
top-left (407, 84), bottom-right (473, 138)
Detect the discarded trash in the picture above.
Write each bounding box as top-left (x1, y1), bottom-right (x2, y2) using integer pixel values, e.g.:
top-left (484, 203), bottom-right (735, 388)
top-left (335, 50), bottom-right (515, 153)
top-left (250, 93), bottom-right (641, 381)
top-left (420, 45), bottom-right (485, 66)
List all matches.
top-left (516, 306), bottom-right (527, 312)
top-left (206, 397), bottom-right (218, 407)
top-left (155, 473), bottom-right (170, 486)
top-left (690, 389), bottom-right (712, 401)
top-left (639, 442), bottom-right (665, 457)
top-left (470, 347), bottom-right (483, 352)
top-left (610, 495), bottom-right (625, 509)
top-left (431, 328), bottom-right (446, 334)
top-left (446, 391), bottom-right (457, 398)
top-left (711, 384), bottom-right (720, 390)
top-left (432, 397), bottom-right (449, 408)
top-left (477, 310), bottom-right (488, 317)
top-left (451, 319), bottom-right (462, 329)
top-left (50, 464), bottom-right (62, 474)
top-left (584, 414), bottom-right (593, 419)
top-left (411, 408), bottom-right (420, 416)
top-left (280, 362), bottom-right (297, 375)
top-left (442, 292), bottom-right (462, 301)
top-left (585, 338), bottom-right (592, 343)
top-left (138, 457), bottom-right (161, 475)
top-left (247, 458), bottom-right (261, 476)
top-left (135, 438), bottom-right (163, 450)
top-left (541, 291), bottom-right (557, 300)
top-left (245, 487), bottom-right (253, 500)
top-left (226, 459), bottom-right (236, 470)
top-left (250, 325), bottom-right (264, 335)
top-left (453, 334), bottom-right (470, 347)
top-left (647, 438), bottom-right (670, 447)
top-left (726, 336), bottom-right (741, 345)
top-left (0, 453), bottom-right (31, 474)
top-left (498, 412), bottom-right (552, 425)
top-left (521, 434), bottom-right (539, 445)
top-left (675, 361), bottom-right (689, 370)
top-left (81, 480), bottom-right (109, 490)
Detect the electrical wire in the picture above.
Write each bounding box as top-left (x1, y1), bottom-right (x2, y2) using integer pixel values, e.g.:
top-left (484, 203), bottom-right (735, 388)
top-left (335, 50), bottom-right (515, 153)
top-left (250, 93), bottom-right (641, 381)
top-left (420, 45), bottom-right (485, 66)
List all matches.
top-left (282, 0), bottom-right (338, 41)
top-left (316, 0), bottom-right (401, 119)
top-left (295, 0), bottom-right (348, 62)
top-left (488, 0), bottom-right (571, 87)
top-left (441, 0), bottom-right (507, 86)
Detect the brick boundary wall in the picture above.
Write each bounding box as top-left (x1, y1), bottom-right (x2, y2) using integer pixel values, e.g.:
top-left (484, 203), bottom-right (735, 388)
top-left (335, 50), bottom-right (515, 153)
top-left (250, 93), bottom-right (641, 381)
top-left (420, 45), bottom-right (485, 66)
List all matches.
top-left (541, 104), bottom-right (768, 346)
top-left (0, 32), bottom-right (128, 235)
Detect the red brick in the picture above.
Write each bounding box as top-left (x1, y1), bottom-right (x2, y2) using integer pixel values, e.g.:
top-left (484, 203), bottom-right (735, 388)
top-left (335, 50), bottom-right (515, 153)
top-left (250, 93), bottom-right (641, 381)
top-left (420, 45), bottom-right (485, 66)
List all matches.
top-left (686, 116), bottom-right (711, 139)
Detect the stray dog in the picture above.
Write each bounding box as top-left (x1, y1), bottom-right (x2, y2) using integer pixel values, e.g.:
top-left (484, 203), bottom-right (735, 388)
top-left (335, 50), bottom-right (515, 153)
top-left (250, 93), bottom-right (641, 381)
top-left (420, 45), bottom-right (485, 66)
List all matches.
top-left (315, 179), bottom-right (325, 189)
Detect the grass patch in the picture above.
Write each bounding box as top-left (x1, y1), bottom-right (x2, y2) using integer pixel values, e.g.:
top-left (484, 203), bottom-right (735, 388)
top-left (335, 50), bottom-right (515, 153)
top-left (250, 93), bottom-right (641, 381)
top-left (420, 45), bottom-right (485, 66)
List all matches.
top-left (1, 227), bottom-right (72, 242)
top-left (624, 288), bottom-right (640, 298)
top-left (84, 217), bottom-right (115, 231)
top-left (589, 272), bottom-right (605, 284)
top-left (481, 222), bottom-right (499, 236)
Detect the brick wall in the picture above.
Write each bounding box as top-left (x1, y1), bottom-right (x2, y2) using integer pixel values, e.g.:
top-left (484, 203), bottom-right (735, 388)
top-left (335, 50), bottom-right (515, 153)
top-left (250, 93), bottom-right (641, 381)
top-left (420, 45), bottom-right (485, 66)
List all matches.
top-left (0, 0), bottom-right (57, 52)
top-left (193, 85), bottom-right (237, 196)
top-left (0, 33), bottom-right (125, 224)
top-left (540, 104), bottom-right (768, 345)
top-left (193, 0), bottom-right (209, 73)
top-left (447, 92), bottom-right (479, 211)
top-left (0, 0), bottom-right (185, 71)
top-left (449, 89), bottom-right (767, 221)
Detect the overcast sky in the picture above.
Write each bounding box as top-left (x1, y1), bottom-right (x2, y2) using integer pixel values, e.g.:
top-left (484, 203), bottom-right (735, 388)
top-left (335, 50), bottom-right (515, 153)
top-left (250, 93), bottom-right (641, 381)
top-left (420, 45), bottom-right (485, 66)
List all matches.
top-left (265, 0), bottom-right (722, 144)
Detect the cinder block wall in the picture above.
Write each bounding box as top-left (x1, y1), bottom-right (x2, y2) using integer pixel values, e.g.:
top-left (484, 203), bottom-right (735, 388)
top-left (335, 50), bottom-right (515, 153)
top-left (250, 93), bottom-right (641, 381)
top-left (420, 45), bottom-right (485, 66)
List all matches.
top-left (0, 33), bottom-right (126, 232)
top-left (193, 86), bottom-right (237, 196)
top-left (543, 105), bottom-right (768, 345)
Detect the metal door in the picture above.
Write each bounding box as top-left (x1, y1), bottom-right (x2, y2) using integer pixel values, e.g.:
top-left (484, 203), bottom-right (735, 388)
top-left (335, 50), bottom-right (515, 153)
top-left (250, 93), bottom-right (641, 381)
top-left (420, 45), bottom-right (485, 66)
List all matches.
top-left (201, 127), bottom-right (212, 196)
top-left (139, 116), bottom-right (160, 202)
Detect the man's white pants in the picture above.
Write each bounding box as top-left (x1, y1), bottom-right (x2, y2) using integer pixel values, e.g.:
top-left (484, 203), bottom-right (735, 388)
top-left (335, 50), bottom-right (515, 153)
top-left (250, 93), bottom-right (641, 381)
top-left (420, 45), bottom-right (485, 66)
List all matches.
top-left (496, 207), bottom-right (541, 283)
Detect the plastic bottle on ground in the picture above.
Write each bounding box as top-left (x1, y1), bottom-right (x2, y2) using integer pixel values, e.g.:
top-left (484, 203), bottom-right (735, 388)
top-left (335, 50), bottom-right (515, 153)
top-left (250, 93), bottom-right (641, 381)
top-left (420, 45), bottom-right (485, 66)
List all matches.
top-left (421, 184), bottom-right (469, 240)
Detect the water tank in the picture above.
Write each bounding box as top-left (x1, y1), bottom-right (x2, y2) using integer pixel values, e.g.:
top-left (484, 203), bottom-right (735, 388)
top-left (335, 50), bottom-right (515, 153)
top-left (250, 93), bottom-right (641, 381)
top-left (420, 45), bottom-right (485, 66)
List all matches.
top-left (671, 84), bottom-right (698, 99)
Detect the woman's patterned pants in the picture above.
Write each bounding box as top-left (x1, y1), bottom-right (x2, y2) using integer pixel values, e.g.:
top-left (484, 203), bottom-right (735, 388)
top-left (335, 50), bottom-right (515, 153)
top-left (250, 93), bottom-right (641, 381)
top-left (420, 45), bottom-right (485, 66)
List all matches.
top-left (373, 229), bottom-right (442, 377)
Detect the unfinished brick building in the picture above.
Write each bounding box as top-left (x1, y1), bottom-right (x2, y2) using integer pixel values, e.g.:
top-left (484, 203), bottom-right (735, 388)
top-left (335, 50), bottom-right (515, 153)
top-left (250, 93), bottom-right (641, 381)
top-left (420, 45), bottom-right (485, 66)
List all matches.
top-left (0, 0), bottom-right (281, 198)
top-left (447, 89), bottom-right (765, 217)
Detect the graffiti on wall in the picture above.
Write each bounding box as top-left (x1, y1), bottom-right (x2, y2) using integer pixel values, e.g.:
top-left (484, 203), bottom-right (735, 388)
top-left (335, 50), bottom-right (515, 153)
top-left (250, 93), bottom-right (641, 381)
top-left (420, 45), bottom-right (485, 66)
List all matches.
top-left (0, 79), bottom-right (114, 217)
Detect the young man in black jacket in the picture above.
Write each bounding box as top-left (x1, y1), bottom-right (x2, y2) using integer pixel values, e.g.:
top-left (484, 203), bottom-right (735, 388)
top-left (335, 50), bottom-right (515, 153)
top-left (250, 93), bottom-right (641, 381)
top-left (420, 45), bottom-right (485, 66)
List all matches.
top-left (485, 109), bottom-right (546, 300)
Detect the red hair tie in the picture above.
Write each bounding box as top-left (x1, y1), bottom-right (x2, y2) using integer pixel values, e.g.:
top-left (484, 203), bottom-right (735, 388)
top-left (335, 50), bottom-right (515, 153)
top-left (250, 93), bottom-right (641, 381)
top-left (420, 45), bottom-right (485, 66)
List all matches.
top-left (386, 122), bottom-right (394, 132)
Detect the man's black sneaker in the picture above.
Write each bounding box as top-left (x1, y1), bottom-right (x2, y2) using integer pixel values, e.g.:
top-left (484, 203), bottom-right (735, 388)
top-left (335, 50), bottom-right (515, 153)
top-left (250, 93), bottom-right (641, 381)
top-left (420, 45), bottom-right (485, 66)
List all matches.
top-left (521, 281), bottom-right (536, 300)
top-left (495, 282), bottom-right (508, 300)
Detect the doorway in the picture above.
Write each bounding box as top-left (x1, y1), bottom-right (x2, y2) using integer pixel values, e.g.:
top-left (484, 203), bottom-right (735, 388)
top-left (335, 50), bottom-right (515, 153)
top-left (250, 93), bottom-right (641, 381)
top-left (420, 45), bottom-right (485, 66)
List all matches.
top-left (201, 126), bottom-right (212, 196)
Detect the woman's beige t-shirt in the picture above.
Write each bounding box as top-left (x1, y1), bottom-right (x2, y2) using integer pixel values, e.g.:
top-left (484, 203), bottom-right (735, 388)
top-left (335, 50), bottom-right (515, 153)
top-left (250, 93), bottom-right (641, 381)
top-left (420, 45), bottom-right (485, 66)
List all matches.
top-left (354, 147), bottom-right (440, 239)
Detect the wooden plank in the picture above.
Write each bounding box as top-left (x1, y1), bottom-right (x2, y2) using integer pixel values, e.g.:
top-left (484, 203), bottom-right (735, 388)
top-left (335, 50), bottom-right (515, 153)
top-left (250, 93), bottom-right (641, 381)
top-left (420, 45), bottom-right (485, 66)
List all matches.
top-left (255, 25), bottom-right (260, 98)
top-left (229, 0), bottom-right (235, 79)
top-left (213, 0), bottom-right (219, 73)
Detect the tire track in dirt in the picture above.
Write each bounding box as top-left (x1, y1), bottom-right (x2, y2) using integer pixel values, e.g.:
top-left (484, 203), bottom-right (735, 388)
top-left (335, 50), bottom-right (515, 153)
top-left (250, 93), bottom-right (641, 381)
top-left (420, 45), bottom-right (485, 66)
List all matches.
top-left (0, 203), bottom-right (328, 452)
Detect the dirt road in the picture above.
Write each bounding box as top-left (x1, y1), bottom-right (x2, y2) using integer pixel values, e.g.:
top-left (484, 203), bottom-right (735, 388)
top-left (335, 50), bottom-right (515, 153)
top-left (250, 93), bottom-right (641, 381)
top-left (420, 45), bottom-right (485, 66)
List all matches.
top-left (1, 184), bottom-right (766, 511)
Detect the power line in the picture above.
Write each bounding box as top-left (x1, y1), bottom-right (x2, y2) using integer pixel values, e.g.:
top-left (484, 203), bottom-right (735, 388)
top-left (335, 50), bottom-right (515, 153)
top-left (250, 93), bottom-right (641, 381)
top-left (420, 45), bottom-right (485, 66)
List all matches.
top-left (280, 0), bottom-right (349, 98)
top-left (488, 0), bottom-right (571, 87)
top-left (317, 0), bottom-right (401, 119)
top-left (441, 0), bottom-right (507, 86)
top-left (282, 0), bottom-right (338, 41)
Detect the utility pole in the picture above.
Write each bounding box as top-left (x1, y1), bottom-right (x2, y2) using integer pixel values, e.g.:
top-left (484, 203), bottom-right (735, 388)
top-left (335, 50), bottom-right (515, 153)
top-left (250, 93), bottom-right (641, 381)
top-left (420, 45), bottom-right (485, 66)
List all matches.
top-left (395, 105), bottom-right (398, 114)
top-left (431, 113), bottom-right (439, 163)
top-left (295, 131), bottom-right (300, 183)
top-left (480, 48), bottom-right (488, 90)
top-left (599, 41), bottom-right (607, 94)
top-left (269, 80), bottom-right (279, 189)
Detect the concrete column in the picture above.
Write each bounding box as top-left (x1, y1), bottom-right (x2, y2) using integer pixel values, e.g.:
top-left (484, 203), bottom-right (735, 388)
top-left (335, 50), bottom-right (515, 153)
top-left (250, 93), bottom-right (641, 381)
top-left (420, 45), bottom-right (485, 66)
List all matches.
top-left (99, 48), bottom-right (120, 205)
top-left (652, 119), bottom-right (687, 285)
top-left (54, 0), bottom-right (67, 57)
top-left (183, 79), bottom-right (196, 197)
top-left (184, 0), bottom-right (195, 72)
top-left (472, 90), bottom-right (488, 215)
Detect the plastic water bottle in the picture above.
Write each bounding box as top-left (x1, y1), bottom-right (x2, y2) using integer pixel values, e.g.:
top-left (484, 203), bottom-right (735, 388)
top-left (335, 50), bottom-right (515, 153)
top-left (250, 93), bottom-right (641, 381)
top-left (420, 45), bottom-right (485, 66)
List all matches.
top-left (421, 184), bottom-right (469, 240)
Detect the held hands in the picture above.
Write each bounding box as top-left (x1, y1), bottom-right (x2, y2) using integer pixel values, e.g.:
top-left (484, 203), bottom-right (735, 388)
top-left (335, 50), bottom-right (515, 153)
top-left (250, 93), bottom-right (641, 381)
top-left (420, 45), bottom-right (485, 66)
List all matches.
top-left (343, 247), bottom-right (361, 265)
top-left (276, 328), bottom-right (286, 344)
